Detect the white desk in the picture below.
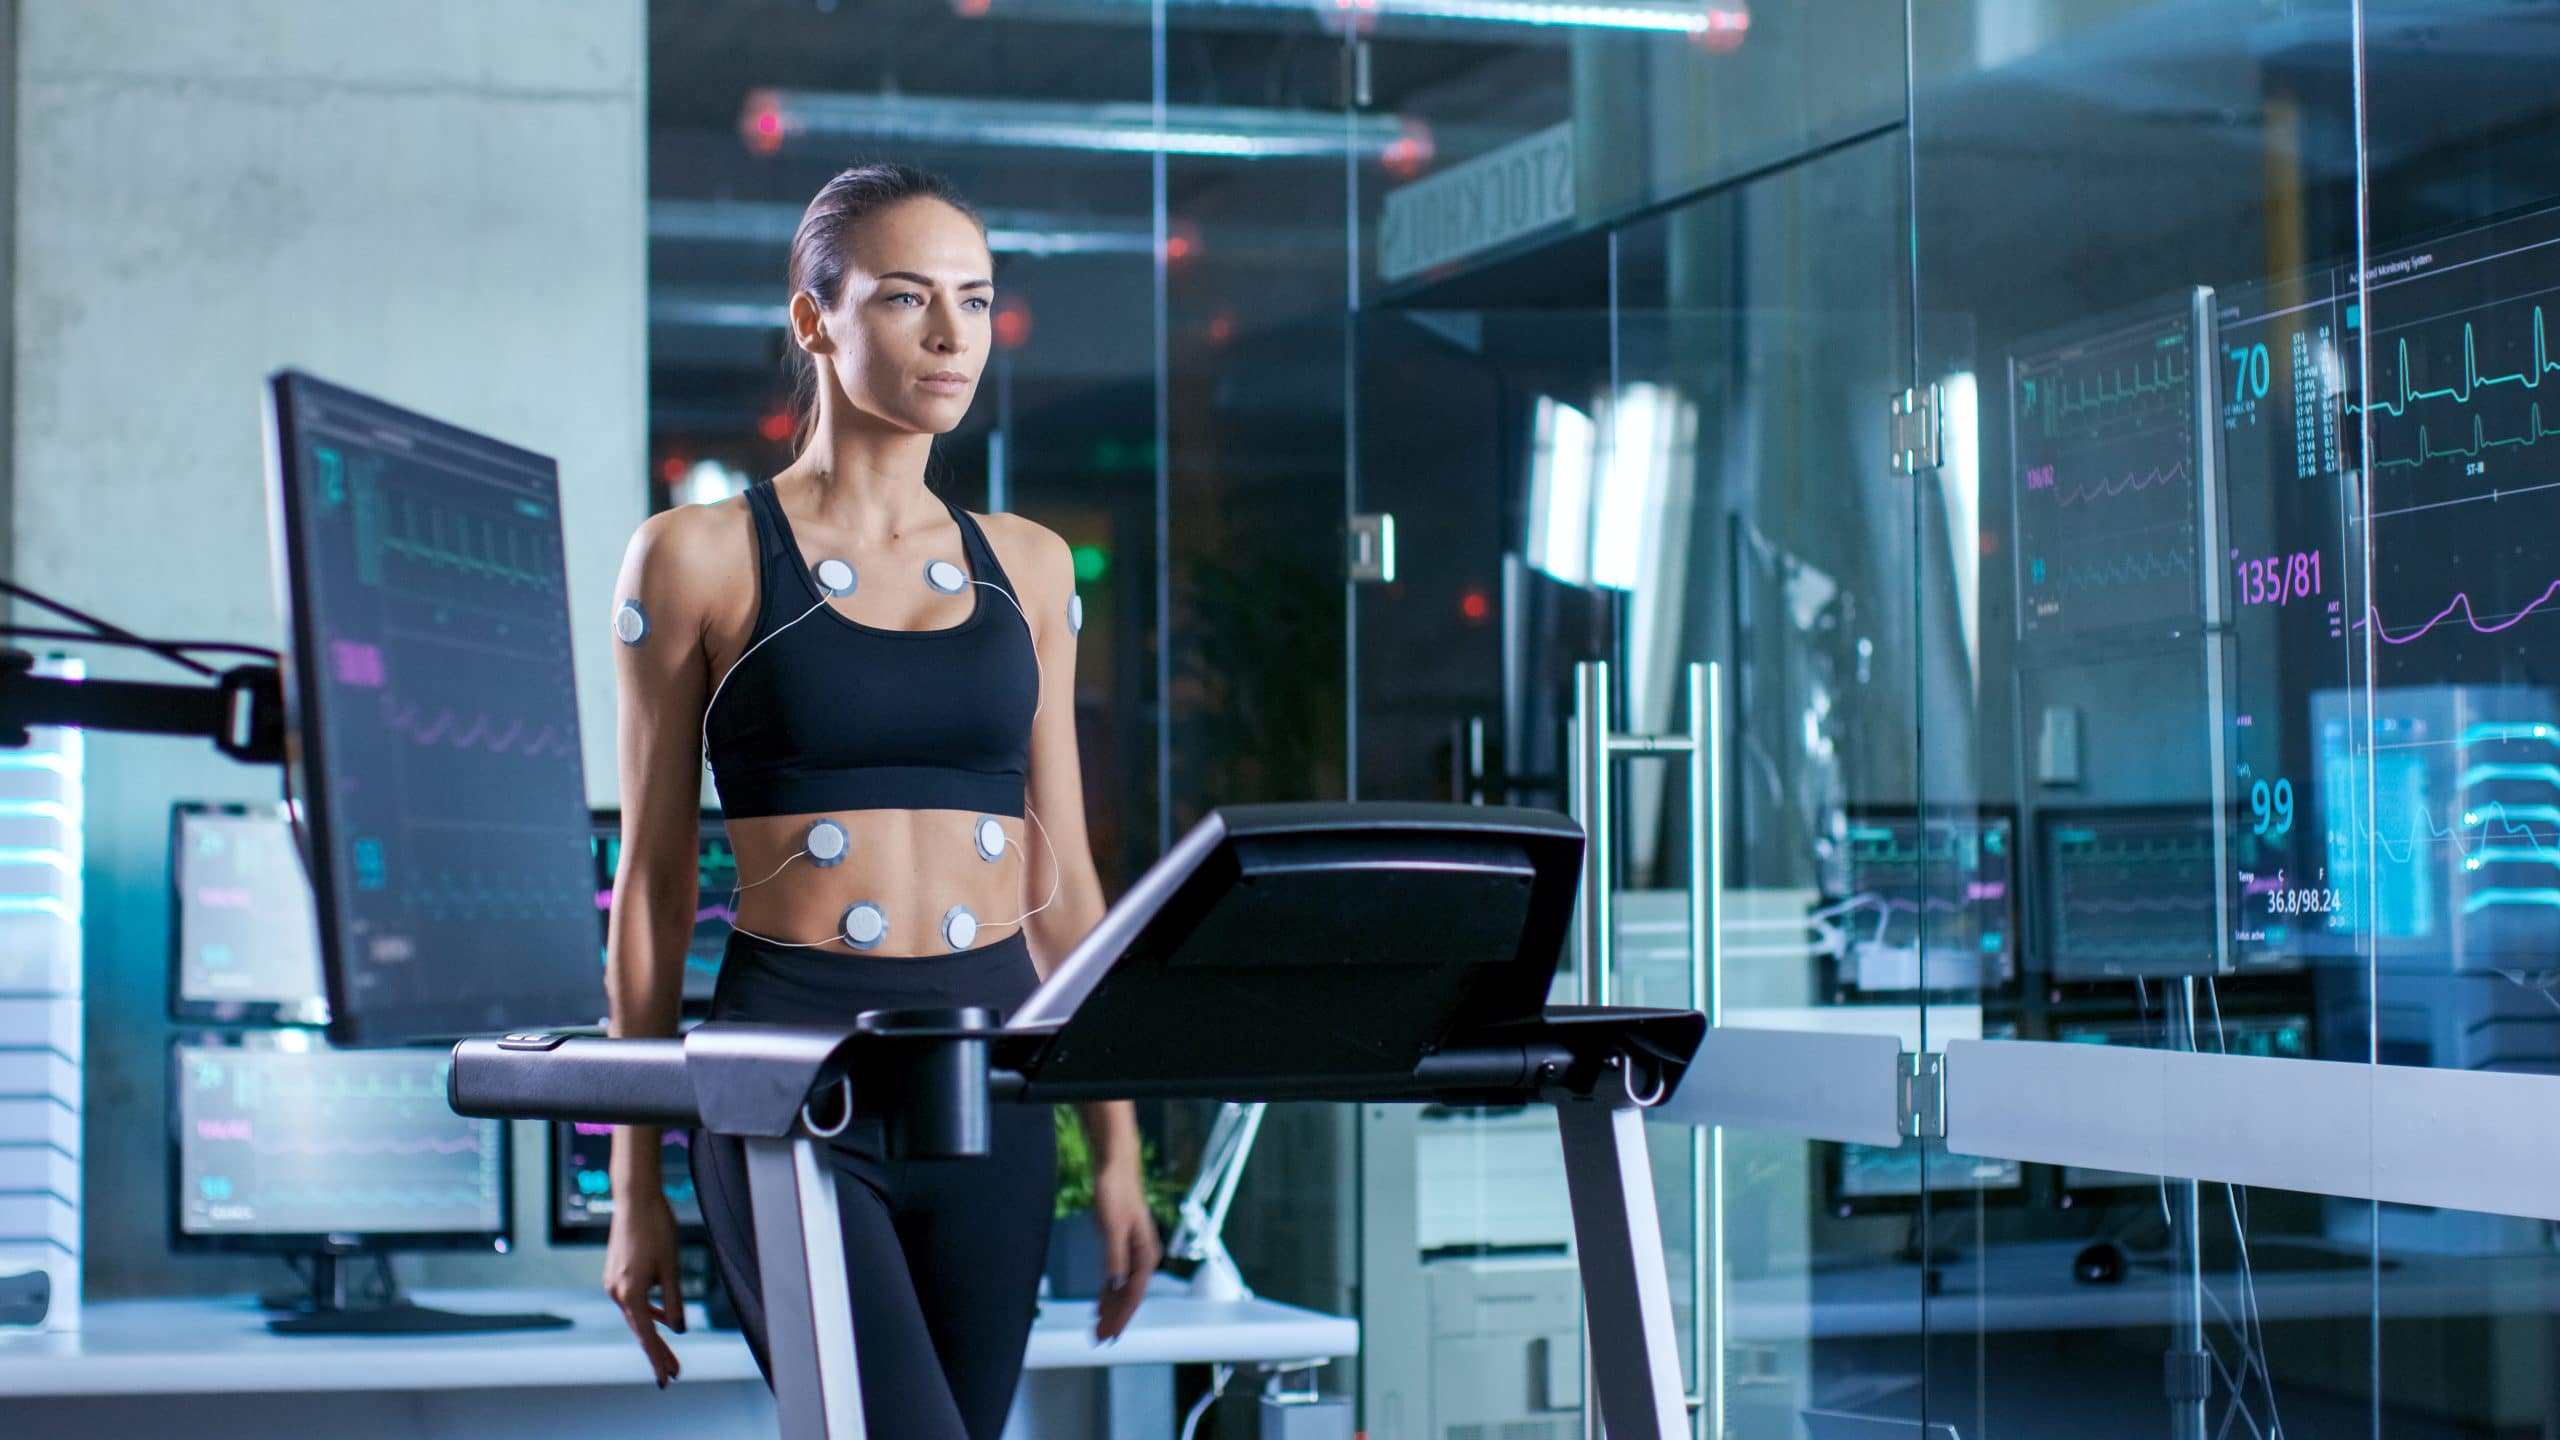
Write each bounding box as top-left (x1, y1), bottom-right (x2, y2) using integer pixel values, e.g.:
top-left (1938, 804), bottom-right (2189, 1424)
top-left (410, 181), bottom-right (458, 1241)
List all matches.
top-left (0, 1273), bottom-right (1358, 1440)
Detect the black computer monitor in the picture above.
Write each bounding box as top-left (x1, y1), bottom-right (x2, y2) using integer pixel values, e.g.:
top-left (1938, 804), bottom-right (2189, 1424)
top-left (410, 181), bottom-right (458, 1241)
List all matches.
top-left (169, 1030), bottom-right (508, 1254)
top-left (2036, 806), bottom-right (2224, 980)
top-left (168, 803), bottom-right (329, 1027)
top-left (589, 809), bottom-right (731, 1014)
top-left (1826, 808), bottom-right (2018, 996)
top-left (265, 370), bottom-right (602, 1046)
top-left (550, 1121), bottom-right (703, 1245)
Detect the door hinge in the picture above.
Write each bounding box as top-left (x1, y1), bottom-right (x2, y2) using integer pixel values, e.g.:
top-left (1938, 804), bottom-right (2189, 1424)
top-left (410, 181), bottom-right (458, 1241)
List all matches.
top-left (1898, 1050), bottom-right (1945, 1140)
top-left (1889, 385), bottom-right (1941, 476)
top-left (1349, 512), bottom-right (1397, 583)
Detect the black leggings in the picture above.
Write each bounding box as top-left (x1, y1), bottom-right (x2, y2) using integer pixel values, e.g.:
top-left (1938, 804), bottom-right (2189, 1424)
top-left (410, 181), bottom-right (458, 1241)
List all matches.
top-left (692, 930), bottom-right (1056, 1440)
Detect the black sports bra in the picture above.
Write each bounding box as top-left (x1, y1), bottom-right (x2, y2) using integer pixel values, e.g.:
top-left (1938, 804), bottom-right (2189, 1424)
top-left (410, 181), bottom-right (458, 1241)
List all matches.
top-left (703, 482), bottom-right (1038, 819)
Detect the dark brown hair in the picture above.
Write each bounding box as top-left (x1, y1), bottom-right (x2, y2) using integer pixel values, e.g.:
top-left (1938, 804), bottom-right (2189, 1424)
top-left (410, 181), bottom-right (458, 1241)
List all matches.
top-left (785, 163), bottom-right (986, 451)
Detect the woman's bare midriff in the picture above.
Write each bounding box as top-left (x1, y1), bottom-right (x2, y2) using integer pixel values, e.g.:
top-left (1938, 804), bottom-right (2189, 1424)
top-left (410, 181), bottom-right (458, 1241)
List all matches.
top-left (723, 808), bottom-right (1034, 957)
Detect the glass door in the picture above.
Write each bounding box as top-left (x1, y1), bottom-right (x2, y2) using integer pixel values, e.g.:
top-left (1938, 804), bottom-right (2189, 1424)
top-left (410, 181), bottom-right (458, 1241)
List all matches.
top-left (1341, 12), bottom-right (1922, 1435)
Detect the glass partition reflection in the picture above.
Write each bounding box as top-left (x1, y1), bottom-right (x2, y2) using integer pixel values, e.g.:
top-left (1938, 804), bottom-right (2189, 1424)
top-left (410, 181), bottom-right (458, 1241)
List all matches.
top-left (1909, 0), bottom-right (2377, 1435)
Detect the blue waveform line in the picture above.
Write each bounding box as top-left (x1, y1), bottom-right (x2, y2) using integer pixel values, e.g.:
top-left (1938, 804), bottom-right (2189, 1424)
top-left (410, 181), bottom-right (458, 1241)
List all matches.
top-left (2053, 547), bottom-right (2194, 594)
top-left (2459, 763), bottom-right (2560, 791)
top-left (2349, 306), bottom-right (2560, 419)
top-left (2462, 887), bottom-right (2560, 915)
top-left (2366, 800), bottom-right (2559, 867)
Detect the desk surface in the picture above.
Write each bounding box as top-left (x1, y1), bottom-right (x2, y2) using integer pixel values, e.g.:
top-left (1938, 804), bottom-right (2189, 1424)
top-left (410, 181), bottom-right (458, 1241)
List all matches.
top-left (1731, 1240), bottom-right (2560, 1340)
top-left (0, 1275), bottom-right (1358, 1397)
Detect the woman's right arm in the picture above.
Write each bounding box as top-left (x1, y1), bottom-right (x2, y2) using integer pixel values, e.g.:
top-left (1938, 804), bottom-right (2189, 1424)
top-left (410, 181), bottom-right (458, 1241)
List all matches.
top-left (602, 504), bottom-right (728, 1385)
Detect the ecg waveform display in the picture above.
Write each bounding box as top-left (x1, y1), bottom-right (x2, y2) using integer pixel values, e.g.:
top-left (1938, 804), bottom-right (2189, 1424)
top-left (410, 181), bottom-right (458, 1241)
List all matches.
top-left (591, 818), bottom-right (732, 1007)
top-left (2013, 301), bottom-right (2208, 645)
top-left (1828, 814), bottom-right (2014, 992)
top-left (176, 1038), bottom-right (504, 1238)
top-left (554, 1122), bottom-right (701, 1236)
top-left (2042, 810), bottom-right (2222, 979)
top-left (174, 808), bottom-right (327, 1021)
top-left (2353, 210), bottom-right (2560, 684)
top-left (275, 375), bottom-right (604, 1045)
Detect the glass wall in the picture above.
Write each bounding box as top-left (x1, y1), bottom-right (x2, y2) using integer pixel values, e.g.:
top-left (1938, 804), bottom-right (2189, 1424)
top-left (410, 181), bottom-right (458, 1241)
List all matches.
top-left (639, 0), bottom-right (2560, 1434)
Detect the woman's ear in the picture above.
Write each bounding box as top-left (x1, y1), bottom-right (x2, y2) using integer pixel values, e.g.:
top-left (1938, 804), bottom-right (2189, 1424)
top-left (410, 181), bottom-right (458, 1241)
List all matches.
top-left (790, 291), bottom-right (834, 355)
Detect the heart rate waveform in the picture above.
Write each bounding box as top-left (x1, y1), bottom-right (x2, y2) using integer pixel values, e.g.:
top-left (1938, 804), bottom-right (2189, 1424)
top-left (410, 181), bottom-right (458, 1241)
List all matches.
top-left (1826, 815), bottom-right (2013, 992)
top-left (2352, 305), bottom-right (2560, 420)
top-left (2024, 345), bottom-right (2189, 438)
top-left (2014, 299), bottom-right (2205, 645)
top-left (179, 1041), bottom-right (504, 1238)
top-left (2043, 811), bottom-right (2221, 979)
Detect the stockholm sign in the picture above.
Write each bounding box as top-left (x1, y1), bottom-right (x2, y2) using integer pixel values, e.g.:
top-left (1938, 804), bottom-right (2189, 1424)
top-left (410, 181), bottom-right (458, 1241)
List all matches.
top-left (1377, 122), bottom-right (1574, 284)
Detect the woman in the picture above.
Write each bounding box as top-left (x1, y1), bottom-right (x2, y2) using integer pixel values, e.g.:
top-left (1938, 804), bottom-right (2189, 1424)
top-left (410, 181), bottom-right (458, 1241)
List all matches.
top-left (599, 163), bottom-right (1159, 1439)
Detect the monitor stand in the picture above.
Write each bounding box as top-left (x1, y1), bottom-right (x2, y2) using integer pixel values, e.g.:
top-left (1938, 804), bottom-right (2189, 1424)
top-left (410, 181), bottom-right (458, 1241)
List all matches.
top-left (262, 1253), bottom-right (570, 1336)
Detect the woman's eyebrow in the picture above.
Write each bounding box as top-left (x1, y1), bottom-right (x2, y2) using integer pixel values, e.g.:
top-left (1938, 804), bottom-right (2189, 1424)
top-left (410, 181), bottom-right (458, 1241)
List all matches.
top-left (877, 271), bottom-right (994, 290)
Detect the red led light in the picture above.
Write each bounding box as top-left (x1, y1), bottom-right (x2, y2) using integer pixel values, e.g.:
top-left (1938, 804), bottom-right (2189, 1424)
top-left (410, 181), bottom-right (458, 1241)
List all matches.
top-left (995, 304), bottom-right (1032, 350)
top-left (758, 410), bottom-right (794, 443)
top-left (1165, 234), bottom-right (1192, 262)
top-left (953, 0), bottom-right (993, 14)
top-left (1697, 6), bottom-right (1750, 52)
top-left (742, 94), bottom-right (786, 154)
top-left (1381, 120), bottom-right (1435, 179)
top-left (1461, 590), bottom-right (1489, 622)
top-left (658, 456), bottom-right (689, 484)
top-left (1207, 310), bottom-right (1236, 345)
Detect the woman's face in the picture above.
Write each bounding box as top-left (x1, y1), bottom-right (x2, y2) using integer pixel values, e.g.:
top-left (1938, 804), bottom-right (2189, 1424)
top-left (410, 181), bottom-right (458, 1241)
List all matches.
top-left (801, 197), bottom-right (994, 436)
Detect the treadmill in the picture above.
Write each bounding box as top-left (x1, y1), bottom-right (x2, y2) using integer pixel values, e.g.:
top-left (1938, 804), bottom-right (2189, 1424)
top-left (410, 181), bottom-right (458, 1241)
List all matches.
top-left (453, 801), bottom-right (1706, 1439)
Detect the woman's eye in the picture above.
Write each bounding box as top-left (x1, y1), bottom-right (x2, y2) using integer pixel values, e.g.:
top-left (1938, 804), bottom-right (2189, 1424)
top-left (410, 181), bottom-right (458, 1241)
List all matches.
top-left (965, 297), bottom-right (991, 313)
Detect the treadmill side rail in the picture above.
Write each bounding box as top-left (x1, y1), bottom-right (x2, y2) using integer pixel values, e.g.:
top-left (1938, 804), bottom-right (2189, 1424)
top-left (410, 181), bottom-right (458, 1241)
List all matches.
top-left (748, 1136), bottom-right (867, 1439)
top-left (1557, 1098), bottom-right (1689, 1439)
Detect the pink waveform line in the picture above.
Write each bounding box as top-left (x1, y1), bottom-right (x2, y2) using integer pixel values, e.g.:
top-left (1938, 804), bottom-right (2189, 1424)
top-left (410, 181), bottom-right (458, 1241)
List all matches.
top-left (2241, 874), bottom-right (2283, 897)
top-left (195, 887), bottom-right (255, 910)
top-left (2054, 461), bottom-right (2190, 507)
top-left (382, 698), bottom-right (572, 755)
top-left (252, 1133), bottom-right (483, 1157)
top-left (573, 1122), bottom-right (614, 1136)
top-left (196, 1119), bottom-right (251, 1142)
top-left (2357, 579), bottom-right (2560, 645)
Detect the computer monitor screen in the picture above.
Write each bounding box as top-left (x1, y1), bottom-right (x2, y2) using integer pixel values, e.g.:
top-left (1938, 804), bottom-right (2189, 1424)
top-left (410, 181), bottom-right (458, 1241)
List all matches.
top-left (171, 1031), bottom-right (508, 1250)
top-left (266, 370), bottom-right (602, 1045)
top-left (1831, 810), bottom-right (2017, 993)
top-left (170, 804), bottom-right (329, 1026)
top-left (2039, 807), bottom-right (2224, 979)
top-left (551, 1121), bottom-right (702, 1244)
top-left (2009, 291), bottom-right (2212, 651)
top-left (590, 811), bottom-right (730, 1012)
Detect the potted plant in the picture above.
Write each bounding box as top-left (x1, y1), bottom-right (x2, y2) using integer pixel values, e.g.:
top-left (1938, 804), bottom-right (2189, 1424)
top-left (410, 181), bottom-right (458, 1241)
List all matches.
top-left (1048, 1107), bottom-right (1184, 1298)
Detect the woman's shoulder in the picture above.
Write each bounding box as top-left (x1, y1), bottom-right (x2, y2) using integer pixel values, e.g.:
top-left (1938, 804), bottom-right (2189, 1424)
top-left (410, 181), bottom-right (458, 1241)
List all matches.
top-left (974, 509), bottom-right (1073, 601)
top-left (617, 494), bottom-right (755, 620)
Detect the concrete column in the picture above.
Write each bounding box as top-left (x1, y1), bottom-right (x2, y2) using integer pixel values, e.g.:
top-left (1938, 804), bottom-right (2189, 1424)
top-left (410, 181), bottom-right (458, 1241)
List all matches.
top-left (7, 0), bottom-right (646, 1299)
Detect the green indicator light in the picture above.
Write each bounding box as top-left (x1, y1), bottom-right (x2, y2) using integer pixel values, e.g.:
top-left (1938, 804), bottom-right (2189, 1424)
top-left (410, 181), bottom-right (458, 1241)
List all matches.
top-left (1071, 545), bottom-right (1109, 583)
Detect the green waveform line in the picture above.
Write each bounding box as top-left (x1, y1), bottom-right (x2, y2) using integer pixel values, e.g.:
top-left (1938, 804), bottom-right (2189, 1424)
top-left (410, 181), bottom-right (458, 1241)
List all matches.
top-left (2350, 305), bottom-right (2560, 421)
top-left (2373, 402), bottom-right (2560, 471)
top-left (2034, 348), bottom-right (2189, 437)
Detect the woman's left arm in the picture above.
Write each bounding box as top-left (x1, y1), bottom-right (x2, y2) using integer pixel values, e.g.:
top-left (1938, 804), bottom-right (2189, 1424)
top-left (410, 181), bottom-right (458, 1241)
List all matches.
top-left (1005, 516), bottom-right (1161, 1343)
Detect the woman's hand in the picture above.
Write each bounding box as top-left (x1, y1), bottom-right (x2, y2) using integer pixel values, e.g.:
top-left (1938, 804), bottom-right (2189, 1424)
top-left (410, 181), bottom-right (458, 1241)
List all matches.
top-left (605, 1188), bottom-right (687, 1387)
top-left (1089, 1157), bottom-right (1163, 1343)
